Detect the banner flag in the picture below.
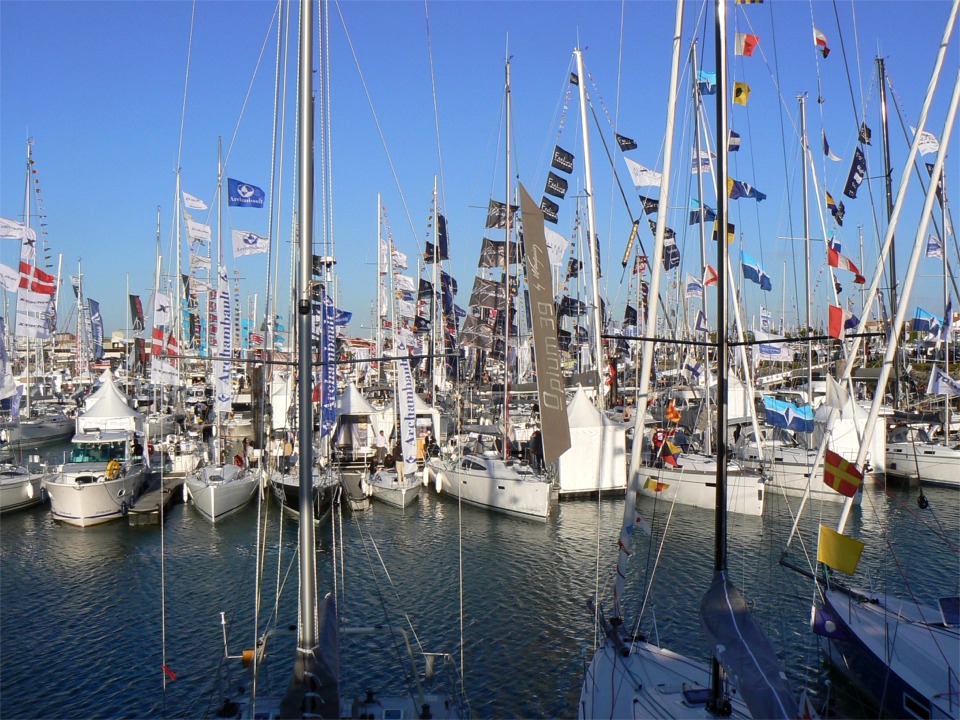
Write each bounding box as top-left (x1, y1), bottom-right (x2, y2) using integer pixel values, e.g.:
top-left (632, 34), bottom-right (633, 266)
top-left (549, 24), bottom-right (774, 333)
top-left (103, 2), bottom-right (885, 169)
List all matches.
top-left (226, 178), bottom-right (265, 208)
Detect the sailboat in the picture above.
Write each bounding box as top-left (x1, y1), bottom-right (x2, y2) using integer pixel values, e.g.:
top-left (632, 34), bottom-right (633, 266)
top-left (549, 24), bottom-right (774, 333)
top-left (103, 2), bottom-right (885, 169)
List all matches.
top-left (218, 4), bottom-right (469, 716)
top-left (364, 341), bottom-right (421, 508)
top-left (423, 56), bottom-right (562, 522)
top-left (580, 2), bottom-right (796, 716)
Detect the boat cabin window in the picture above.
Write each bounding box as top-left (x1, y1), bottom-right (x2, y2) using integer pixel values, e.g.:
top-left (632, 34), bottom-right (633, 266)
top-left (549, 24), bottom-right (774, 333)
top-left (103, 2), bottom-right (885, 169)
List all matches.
top-left (69, 441), bottom-right (125, 464)
top-left (461, 459), bottom-right (486, 471)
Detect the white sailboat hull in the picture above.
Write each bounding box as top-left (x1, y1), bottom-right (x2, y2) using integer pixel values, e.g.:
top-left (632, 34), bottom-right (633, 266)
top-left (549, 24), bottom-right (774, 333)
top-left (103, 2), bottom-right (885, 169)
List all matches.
top-left (366, 469), bottom-right (420, 508)
top-left (425, 454), bottom-right (552, 520)
top-left (580, 639), bottom-right (751, 719)
top-left (185, 464), bottom-right (259, 523)
top-left (635, 454), bottom-right (765, 516)
top-left (817, 587), bottom-right (960, 719)
top-left (45, 463), bottom-right (147, 527)
top-left (0, 464), bottom-right (48, 513)
top-left (886, 440), bottom-right (960, 488)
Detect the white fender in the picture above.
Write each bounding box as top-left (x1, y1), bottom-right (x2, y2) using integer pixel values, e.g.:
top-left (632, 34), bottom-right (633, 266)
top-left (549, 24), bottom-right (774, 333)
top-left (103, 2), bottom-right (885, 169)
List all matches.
top-left (435, 471), bottom-right (444, 494)
top-left (182, 482), bottom-right (190, 504)
top-left (423, 465), bottom-right (433, 488)
top-left (25, 480), bottom-right (34, 499)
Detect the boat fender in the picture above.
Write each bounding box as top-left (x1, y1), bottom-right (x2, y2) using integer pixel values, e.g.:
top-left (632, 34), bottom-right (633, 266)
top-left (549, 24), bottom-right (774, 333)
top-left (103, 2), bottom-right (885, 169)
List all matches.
top-left (40, 486), bottom-right (48, 504)
top-left (422, 466), bottom-right (432, 488)
top-left (435, 471), bottom-right (444, 494)
top-left (917, 492), bottom-right (929, 510)
top-left (25, 481), bottom-right (34, 499)
top-left (182, 483), bottom-right (189, 504)
top-left (120, 501), bottom-right (129, 517)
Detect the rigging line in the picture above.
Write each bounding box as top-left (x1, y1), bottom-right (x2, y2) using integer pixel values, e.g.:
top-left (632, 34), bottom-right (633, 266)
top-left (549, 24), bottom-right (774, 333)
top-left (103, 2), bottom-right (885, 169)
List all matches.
top-left (885, 74), bottom-right (960, 305)
top-left (423, 1), bottom-right (447, 210)
top-left (333, 1), bottom-right (425, 260)
top-left (174, 1), bottom-right (196, 174)
top-left (222, 3), bottom-right (281, 172)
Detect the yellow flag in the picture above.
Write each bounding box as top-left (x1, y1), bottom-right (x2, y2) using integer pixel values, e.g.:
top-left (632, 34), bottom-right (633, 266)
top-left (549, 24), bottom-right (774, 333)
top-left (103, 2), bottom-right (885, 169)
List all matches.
top-left (817, 525), bottom-right (865, 575)
top-left (733, 82), bottom-right (751, 106)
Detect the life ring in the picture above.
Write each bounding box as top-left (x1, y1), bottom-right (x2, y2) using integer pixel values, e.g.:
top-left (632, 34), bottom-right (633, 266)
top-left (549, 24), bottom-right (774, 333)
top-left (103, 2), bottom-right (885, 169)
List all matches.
top-left (105, 459), bottom-right (121, 480)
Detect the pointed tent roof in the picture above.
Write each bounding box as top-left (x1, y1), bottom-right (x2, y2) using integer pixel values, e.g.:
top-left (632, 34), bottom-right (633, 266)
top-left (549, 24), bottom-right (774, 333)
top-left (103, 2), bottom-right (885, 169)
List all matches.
top-left (567, 386), bottom-right (613, 429)
top-left (77, 372), bottom-right (144, 433)
top-left (413, 393), bottom-right (437, 416)
top-left (336, 382), bottom-right (379, 416)
top-left (83, 369), bottom-right (133, 410)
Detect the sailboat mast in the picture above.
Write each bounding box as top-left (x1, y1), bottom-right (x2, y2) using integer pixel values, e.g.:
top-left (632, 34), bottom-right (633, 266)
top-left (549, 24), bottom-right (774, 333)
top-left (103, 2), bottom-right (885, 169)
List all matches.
top-left (296, 0), bottom-right (318, 651)
top-left (502, 52), bottom-right (512, 461)
top-left (711, 0), bottom-right (730, 589)
top-left (574, 48), bottom-right (606, 409)
top-left (376, 194), bottom-right (382, 380)
top-left (799, 95), bottom-right (813, 400)
top-left (877, 57), bottom-right (903, 407)
top-left (432, 176), bottom-right (439, 402)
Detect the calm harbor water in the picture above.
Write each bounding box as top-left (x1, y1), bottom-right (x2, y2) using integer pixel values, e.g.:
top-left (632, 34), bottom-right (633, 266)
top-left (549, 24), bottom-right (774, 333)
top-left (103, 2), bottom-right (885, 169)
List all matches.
top-left (1, 443), bottom-right (957, 719)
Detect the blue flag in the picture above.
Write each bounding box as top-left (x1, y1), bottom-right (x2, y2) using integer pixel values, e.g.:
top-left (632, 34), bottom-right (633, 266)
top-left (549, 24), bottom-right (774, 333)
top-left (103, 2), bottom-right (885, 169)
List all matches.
top-left (912, 307), bottom-right (943, 335)
top-left (88, 298), bottom-right (104, 360)
top-left (763, 396), bottom-right (814, 433)
top-left (741, 252), bottom-right (773, 291)
top-left (227, 178), bottom-right (265, 208)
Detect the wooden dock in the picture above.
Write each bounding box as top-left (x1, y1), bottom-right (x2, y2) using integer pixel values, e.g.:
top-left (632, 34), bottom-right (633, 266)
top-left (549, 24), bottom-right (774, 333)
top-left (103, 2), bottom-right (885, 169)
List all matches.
top-left (128, 475), bottom-right (184, 526)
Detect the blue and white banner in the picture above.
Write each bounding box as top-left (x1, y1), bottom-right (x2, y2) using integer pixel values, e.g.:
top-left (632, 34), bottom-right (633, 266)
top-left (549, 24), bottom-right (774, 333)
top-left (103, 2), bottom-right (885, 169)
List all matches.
top-left (319, 288), bottom-right (337, 437)
top-left (231, 229), bottom-right (269, 257)
top-left (395, 341), bottom-right (418, 473)
top-left (762, 396), bottom-right (814, 433)
top-left (927, 366), bottom-right (960, 397)
top-left (227, 178), bottom-right (265, 208)
top-left (213, 267), bottom-right (233, 415)
top-left (755, 329), bottom-right (793, 362)
top-left (88, 298), bottom-right (104, 360)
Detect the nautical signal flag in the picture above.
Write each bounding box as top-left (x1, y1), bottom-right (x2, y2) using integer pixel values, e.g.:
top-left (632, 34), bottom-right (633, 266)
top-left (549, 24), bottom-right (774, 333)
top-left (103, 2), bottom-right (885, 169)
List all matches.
top-left (828, 305), bottom-right (859, 340)
top-left (697, 70), bottom-right (717, 95)
top-left (734, 33), bottom-right (759, 56)
top-left (644, 478), bottom-right (670, 492)
top-left (728, 130), bottom-right (742, 152)
top-left (827, 247), bottom-right (865, 284)
top-left (741, 252), bottom-right (773, 291)
top-left (703, 264), bottom-right (719, 287)
top-left (824, 449), bottom-right (864, 498)
top-left (728, 178), bottom-right (767, 201)
top-left (818, 524), bottom-right (864, 575)
top-left (660, 441), bottom-right (681, 467)
top-left (813, 28), bottom-right (831, 58)
top-left (713, 220), bottom-right (735, 244)
top-left (665, 402), bottom-right (681, 423)
top-left (826, 192), bottom-right (845, 227)
top-left (733, 82), bottom-right (751, 105)
top-left (822, 130), bottom-right (842, 161)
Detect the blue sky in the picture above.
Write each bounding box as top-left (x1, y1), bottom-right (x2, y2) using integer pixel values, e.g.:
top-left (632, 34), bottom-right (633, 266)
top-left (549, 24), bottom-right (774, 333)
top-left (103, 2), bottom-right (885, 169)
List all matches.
top-left (2, 0), bottom-right (957, 339)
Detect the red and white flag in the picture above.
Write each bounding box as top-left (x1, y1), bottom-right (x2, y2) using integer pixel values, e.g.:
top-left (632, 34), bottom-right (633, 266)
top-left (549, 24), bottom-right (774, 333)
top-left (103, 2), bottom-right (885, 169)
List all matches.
top-left (19, 262), bottom-right (56, 295)
top-left (151, 327), bottom-right (165, 356)
top-left (827, 247), bottom-right (865, 284)
top-left (703, 264), bottom-right (719, 287)
top-left (828, 304), bottom-right (857, 340)
top-left (813, 27), bottom-right (830, 58)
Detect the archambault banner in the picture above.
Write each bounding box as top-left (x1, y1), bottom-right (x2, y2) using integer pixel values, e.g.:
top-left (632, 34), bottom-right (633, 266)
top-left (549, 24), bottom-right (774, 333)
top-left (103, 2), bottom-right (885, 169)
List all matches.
top-left (518, 183), bottom-right (571, 465)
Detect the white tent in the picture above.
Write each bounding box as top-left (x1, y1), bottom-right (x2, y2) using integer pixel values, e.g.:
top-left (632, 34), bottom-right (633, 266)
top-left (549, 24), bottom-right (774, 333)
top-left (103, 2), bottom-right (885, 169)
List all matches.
top-left (77, 373), bottom-right (144, 433)
top-left (335, 383), bottom-right (393, 459)
top-left (557, 386), bottom-right (626, 495)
